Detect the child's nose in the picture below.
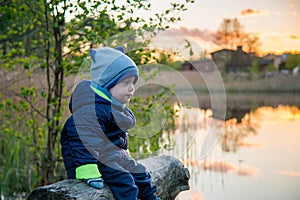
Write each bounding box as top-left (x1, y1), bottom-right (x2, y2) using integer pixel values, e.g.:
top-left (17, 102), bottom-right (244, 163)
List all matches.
top-left (128, 84), bottom-right (134, 92)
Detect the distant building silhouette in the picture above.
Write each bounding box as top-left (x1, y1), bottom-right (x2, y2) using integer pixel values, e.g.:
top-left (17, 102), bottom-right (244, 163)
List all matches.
top-left (182, 46), bottom-right (295, 75)
top-left (211, 46), bottom-right (252, 73)
top-left (226, 46), bottom-right (252, 73)
top-left (210, 48), bottom-right (233, 73)
top-left (182, 58), bottom-right (216, 72)
top-left (209, 45), bottom-right (289, 74)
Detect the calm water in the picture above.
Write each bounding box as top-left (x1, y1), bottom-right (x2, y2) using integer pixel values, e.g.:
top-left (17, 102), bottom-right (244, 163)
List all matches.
top-left (160, 105), bottom-right (300, 200)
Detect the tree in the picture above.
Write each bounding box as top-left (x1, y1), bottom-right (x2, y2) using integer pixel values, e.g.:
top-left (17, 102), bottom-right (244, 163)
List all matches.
top-left (244, 34), bottom-right (260, 54)
top-left (215, 18), bottom-right (260, 54)
top-left (0, 0), bottom-right (195, 195)
top-left (215, 18), bottom-right (243, 49)
top-left (285, 54), bottom-right (300, 70)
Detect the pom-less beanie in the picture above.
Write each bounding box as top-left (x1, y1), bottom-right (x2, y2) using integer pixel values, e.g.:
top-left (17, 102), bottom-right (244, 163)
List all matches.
top-left (90, 46), bottom-right (139, 90)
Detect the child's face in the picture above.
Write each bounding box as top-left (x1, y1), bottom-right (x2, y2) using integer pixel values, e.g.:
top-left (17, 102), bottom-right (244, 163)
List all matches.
top-left (109, 76), bottom-right (136, 104)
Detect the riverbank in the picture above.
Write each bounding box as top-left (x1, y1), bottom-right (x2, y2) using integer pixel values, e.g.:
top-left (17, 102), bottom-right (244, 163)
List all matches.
top-left (222, 73), bottom-right (300, 93)
top-left (142, 70), bottom-right (300, 94)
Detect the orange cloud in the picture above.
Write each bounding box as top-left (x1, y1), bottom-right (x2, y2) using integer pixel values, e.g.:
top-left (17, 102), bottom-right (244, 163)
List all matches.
top-left (290, 35), bottom-right (299, 40)
top-left (275, 170), bottom-right (300, 177)
top-left (241, 8), bottom-right (262, 16)
top-left (175, 27), bottom-right (217, 43)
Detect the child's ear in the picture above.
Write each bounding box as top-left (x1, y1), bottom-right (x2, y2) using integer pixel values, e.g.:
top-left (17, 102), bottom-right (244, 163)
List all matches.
top-left (114, 46), bottom-right (125, 53)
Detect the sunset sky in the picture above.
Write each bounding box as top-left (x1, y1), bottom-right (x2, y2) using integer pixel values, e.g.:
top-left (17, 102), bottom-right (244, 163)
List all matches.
top-left (149, 0), bottom-right (300, 55)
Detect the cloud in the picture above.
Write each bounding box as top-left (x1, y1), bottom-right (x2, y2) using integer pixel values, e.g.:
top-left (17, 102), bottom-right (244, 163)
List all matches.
top-left (289, 3), bottom-right (299, 16)
top-left (275, 170), bottom-right (300, 177)
top-left (240, 8), bottom-right (262, 16)
top-left (290, 11), bottom-right (299, 17)
top-left (290, 35), bottom-right (299, 40)
top-left (174, 27), bottom-right (217, 43)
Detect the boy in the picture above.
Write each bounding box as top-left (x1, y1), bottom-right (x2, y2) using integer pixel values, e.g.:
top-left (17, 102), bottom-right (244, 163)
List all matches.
top-left (61, 46), bottom-right (160, 200)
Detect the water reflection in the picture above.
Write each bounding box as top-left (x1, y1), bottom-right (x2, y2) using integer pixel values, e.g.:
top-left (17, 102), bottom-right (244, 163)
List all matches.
top-left (220, 117), bottom-right (258, 153)
top-left (160, 105), bottom-right (300, 200)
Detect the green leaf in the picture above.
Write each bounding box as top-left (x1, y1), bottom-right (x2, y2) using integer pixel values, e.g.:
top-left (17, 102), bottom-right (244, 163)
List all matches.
top-left (24, 59), bottom-right (30, 69)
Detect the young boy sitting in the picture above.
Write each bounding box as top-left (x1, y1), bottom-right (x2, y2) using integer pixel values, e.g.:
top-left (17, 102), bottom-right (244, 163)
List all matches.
top-left (60, 46), bottom-right (160, 200)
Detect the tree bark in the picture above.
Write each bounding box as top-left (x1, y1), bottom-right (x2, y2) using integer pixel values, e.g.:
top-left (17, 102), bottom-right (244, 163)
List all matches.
top-left (27, 155), bottom-right (190, 200)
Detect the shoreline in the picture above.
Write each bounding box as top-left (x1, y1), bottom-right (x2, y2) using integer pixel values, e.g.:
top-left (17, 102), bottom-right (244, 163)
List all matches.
top-left (137, 70), bottom-right (300, 94)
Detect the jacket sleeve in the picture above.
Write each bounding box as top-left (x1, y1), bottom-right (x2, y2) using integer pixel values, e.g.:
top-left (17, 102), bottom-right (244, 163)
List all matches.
top-left (61, 116), bottom-right (103, 179)
top-left (71, 106), bottom-right (107, 164)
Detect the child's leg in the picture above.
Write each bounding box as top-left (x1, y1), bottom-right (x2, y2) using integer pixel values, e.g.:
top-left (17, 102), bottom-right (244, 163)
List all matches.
top-left (100, 162), bottom-right (139, 200)
top-left (132, 171), bottom-right (158, 200)
top-left (120, 157), bottom-right (159, 200)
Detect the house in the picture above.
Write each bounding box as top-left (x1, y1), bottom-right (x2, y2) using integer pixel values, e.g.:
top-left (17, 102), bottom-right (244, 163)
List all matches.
top-left (182, 46), bottom-right (253, 73)
top-left (185, 46), bottom-right (290, 74)
top-left (226, 46), bottom-right (252, 73)
top-left (210, 48), bottom-right (234, 73)
top-left (211, 46), bottom-right (288, 74)
top-left (182, 58), bottom-right (216, 72)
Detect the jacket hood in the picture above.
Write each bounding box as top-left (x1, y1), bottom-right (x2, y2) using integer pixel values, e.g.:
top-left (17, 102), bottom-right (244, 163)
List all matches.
top-left (69, 80), bottom-right (111, 114)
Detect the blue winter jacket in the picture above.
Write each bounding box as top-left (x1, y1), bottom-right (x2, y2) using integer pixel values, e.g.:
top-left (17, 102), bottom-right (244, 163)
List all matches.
top-left (60, 80), bottom-right (136, 179)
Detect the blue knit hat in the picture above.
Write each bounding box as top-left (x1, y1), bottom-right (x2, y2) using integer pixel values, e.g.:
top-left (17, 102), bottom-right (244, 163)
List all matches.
top-left (90, 46), bottom-right (139, 89)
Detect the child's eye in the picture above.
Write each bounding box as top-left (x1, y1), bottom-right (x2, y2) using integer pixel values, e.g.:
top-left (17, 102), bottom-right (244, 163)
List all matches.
top-left (121, 77), bottom-right (135, 85)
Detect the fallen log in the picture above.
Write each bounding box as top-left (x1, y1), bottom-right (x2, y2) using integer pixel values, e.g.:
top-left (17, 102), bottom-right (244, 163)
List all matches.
top-left (27, 155), bottom-right (190, 200)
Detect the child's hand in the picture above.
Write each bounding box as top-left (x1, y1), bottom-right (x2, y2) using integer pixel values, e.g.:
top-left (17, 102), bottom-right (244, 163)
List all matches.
top-left (83, 177), bottom-right (104, 189)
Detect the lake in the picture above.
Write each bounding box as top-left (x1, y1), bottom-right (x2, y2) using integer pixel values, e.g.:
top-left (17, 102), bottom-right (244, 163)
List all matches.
top-left (158, 95), bottom-right (300, 200)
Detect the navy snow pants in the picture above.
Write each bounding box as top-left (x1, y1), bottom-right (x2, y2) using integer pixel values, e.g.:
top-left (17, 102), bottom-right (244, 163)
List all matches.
top-left (99, 156), bottom-right (159, 200)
